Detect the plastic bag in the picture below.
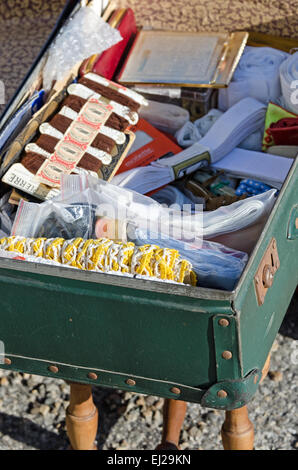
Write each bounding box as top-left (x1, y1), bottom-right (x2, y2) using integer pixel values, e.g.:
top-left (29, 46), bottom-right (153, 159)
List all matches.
top-left (203, 189), bottom-right (277, 237)
top-left (129, 226), bottom-right (248, 291)
top-left (42, 5), bottom-right (122, 91)
top-left (61, 174), bottom-right (275, 249)
top-left (12, 198), bottom-right (95, 240)
top-left (0, 193), bottom-right (16, 238)
top-left (60, 175), bottom-right (248, 290)
top-left (139, 100), bottom-right (189, 135)
top-left (60, 174), bottom-right (204, 244)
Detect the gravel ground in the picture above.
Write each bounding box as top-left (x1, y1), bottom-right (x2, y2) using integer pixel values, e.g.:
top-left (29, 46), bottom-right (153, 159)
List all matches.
top-left (0, 295), bottom-right (297, 451)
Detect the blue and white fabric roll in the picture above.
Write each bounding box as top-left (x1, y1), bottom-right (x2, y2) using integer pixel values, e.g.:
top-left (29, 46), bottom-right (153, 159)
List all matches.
top-left (218, 46), bottom-right (289, 110)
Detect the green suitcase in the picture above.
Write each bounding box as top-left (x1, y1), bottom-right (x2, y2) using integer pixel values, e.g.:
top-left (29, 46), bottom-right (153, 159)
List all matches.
top-left (0, 0), bottom-right (297, 450)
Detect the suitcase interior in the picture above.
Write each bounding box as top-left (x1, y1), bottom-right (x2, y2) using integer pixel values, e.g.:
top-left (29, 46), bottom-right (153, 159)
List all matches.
top-left (0, 0), bottom-right (297, 410)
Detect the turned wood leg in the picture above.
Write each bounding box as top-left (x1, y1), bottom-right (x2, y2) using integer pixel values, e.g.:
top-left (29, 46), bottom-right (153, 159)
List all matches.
top-left (156, 399), bottom-right (187, 450)
top-left (221, 353), bottom-right (271, 450)
top-left (221, 405), bottom-right (254, 450)
top-left (66, 382), bottom-right (98, 450)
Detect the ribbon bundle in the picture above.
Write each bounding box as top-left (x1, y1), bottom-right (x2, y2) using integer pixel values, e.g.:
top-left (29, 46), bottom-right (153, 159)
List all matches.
top-left (0, 236), bottom-right (196, 285)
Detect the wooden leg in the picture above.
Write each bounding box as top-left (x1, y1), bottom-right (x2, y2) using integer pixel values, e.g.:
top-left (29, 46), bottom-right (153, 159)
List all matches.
top-left (221, 405), bottom-right (254, 450)
top-left (221, 353), bottom-right (271, 450)
top-left (66, 382), bottom-right (98, 450)
top-left (156, 399), bottom-right (187, 450)
top-left (260, 353), bottom-right (271, 383)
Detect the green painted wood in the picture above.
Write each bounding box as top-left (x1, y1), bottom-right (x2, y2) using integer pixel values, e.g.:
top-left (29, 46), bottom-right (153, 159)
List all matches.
top-left (212, 315), bottom-right (241, 381)
top-left (0, 266), bottom-right (232, 398)
top-left (234, 157), bottom-right (298, 377)
top-left (288, 204), bottom-right (298, 240)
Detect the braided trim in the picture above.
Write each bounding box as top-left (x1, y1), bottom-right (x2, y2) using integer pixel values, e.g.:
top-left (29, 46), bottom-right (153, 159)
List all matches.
top-left (0, 237), bottom-right (196, 285)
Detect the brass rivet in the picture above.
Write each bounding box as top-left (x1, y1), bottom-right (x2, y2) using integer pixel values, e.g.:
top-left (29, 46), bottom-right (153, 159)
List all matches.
top-left (218, 318), bottom-right (229, 327)
top-left (126, 379), bottom-right (136, 386)
top-left (48, 365), bottom-right (59, 373)
top-left (217, 389), bottom-right (227, 398)
top-left (88, 372), bottom-right (98, 380)
top-left (222, 350), bottom-right (233, 360)
top-left (4, 358), bottom-right (11, 365)
top-left (170, 387), bottom-right (181, 395)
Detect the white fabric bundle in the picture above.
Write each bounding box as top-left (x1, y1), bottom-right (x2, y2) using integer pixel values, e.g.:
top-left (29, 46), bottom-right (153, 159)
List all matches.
top-left (218, 46), bottom-right (289, 111)
top-left (212, 148), bottom-right (293, 189)
top-left (195, 97), bottom-right (266, 163)
top-left (113, 98), bottom-right (266, 194)
top-left (175, 108), bottom-right (263, 151)
top-left (202, 189), bottom-right (277, 238)
top-left (280, 51), bottom-right (298, 114)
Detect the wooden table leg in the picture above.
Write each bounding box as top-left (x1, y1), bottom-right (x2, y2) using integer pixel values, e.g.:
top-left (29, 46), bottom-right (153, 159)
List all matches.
top-left (221, 353), bottom-right (271, 450)
top-left (156, 399), bottom-right (187, 450)
top-left (221, 405), bottom-right (254, 450)
top-left (66, 382), bottom-right (98, 450)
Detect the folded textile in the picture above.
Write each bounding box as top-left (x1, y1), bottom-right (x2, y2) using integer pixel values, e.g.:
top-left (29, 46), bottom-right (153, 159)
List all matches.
top-left (269, 117), bottom-right (298, 146)
top-left (175, 108), bottom-right (263, 151)
top-left (218, 46), bottom-right (289, 110)
top-left (280, 51), bottom-right (298, 114)
top-left (202, 189), bottom-right (277, 238)
top-left (212, 148), bottom-right (293, 189)
top-left (113, 98), bottom-right (266, 194)
top-left (262, 101), bottom-right (298, 150)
